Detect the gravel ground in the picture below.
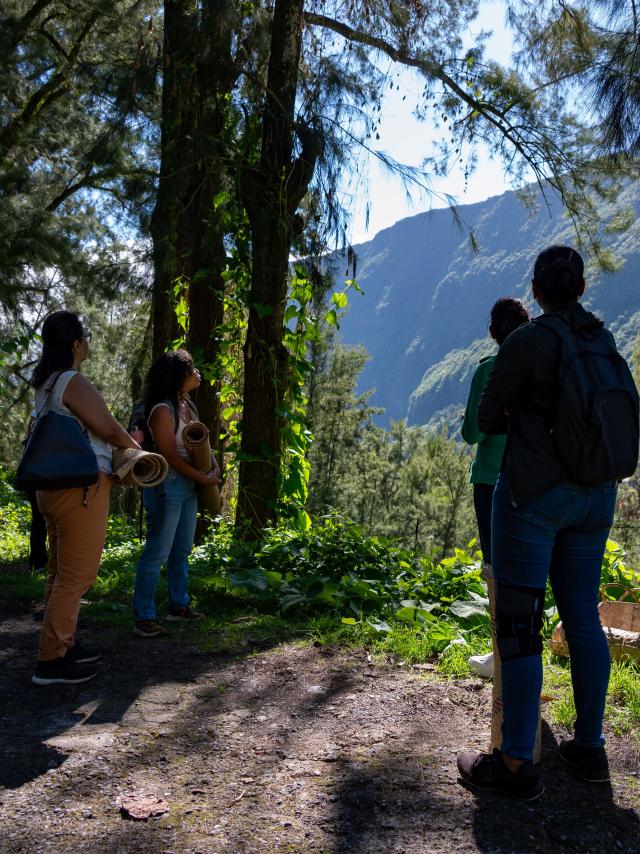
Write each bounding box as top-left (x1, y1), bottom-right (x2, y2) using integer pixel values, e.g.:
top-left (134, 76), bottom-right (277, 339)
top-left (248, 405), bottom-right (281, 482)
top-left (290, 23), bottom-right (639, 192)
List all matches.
top-left (1, 601), bottom-right (639, 854)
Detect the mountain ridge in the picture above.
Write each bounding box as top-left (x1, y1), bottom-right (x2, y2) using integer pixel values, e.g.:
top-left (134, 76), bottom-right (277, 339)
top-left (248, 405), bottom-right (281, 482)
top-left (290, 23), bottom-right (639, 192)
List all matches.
top-left (336, 184), bottom-right (640, 427)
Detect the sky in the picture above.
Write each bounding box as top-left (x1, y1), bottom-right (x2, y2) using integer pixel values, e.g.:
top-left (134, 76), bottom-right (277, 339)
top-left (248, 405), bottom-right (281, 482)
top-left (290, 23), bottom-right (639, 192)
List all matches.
top-left (344, 1), bottom-right (516, 245)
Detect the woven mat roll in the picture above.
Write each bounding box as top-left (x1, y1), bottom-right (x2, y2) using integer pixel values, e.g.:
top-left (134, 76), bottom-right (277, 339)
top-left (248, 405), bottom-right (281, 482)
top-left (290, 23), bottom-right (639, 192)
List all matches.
top-left (112, 448), bottom-right (168, 488)
top-left (182, 420), bottom-right (221, 516)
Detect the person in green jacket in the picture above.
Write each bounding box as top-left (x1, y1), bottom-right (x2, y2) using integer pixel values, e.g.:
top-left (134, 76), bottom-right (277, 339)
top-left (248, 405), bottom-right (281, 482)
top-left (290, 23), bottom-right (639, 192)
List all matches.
top-left (462, 297), bottom-right (530, 676)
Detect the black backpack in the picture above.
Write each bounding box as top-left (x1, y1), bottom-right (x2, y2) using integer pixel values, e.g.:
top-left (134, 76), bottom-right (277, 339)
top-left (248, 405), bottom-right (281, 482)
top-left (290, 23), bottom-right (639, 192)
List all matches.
top-left (536, 314), bottom-right (640, 485)
top-left (127, 398), bottom-right (197, 452)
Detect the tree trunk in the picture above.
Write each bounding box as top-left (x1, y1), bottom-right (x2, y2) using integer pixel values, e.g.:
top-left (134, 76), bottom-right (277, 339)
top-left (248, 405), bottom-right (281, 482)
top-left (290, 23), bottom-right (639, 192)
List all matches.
top-left (236, 0), bottom-right (316, 533)
top-left (151, 0), bottom-right (237, 466)
top-left (150, 0), bottom-right (195, 358)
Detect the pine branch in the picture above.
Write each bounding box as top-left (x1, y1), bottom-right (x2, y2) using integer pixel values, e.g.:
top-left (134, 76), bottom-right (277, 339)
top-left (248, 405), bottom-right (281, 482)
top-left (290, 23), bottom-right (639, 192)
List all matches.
top-left (8, 0), bottom-right (56, 49)
top-left (0, 11), bottom-right (99, 160)
top-left (46, 173), bottom-right (96, 211)
top-left (303, 12), bottom-right (572, 193)
top-left (37, 26), bottom-right (70, 60)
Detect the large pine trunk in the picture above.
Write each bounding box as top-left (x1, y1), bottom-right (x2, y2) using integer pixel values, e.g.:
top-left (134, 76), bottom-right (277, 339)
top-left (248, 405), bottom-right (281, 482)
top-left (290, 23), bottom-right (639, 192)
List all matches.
top-left (150, 0), bottom-right (236, 463)
top-left (150, 0), bottom-right (194, 357)
top-left (236, 0), bottom-right (314, 532)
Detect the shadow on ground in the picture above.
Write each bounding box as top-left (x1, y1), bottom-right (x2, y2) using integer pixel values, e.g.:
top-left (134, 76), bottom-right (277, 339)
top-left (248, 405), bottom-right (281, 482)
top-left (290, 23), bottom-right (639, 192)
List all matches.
top-left (1, 599), bottom-right (639, 854)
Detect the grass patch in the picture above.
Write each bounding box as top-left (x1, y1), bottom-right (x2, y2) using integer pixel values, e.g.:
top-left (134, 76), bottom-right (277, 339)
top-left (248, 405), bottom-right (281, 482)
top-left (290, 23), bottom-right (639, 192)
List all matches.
top-left (543, 651), bottom-right (574, 732)
top-left (607, 658), bottom-right (640, 737)
top-left (436, 634), bottom-right (492, 677)
top-left (544, 650), bottom-right (640, 740)
top-left (0, 564), bottom-right (47, 601)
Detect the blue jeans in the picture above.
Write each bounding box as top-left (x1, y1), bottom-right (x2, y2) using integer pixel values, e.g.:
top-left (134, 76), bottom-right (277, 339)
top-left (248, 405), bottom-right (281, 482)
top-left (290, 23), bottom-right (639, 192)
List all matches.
top-left (492, 473), bottom-right (617, 760)
top-left (133, 471), bottom-right (198, 620)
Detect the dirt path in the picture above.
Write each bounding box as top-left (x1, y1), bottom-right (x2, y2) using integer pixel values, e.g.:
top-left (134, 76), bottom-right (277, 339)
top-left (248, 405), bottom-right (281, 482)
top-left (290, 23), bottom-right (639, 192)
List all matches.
top-left (1, 605), bottom-right (639, 854)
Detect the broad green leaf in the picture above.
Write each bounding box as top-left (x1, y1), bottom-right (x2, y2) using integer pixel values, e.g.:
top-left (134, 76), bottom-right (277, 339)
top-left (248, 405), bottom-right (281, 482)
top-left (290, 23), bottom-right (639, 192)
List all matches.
top-left (449, 600), bottom-right (488, 620)
top-left (331, 292), bottom-right (348, 308)
top-left (368, 619), bottom-right (391, 633)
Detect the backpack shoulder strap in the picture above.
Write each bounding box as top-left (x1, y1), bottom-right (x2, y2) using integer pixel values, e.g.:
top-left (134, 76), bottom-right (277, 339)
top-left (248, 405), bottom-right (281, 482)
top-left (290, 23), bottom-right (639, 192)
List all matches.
top-left (185, 397), bottom-right (198, 421)
top-left (533, 313), bottom-right (575, 342)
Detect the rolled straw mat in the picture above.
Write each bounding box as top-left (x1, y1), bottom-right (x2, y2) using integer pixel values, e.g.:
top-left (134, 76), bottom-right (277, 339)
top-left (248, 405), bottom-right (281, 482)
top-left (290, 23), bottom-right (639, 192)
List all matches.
top-left (112, 448), bottom-right (168, 488)
top-left (182, 420), bottom-right (221, 516)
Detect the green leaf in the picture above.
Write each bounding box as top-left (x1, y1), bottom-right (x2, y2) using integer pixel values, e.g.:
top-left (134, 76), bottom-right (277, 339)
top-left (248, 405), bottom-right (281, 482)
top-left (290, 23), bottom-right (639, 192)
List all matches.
top-left (341, 617), bottom-right (357, 625)
top-left (296, 510), bottom-right (311, 531)
top-left (331, 292), bottom-right (348, 308)
top-left (281, 593), bottom-right (307, 611)
top-left (449, 600), bottom-right (488, 620)
top-left (284, 305), bottom-right (299, 323)
top-left (325, 309), bottom-right (338, 326)
top-left (368, 619), bottom-right (391, 633)
top-left (305, 580), bottom-right (325, 599)
top-left (229, 569), bottom-right (268, 591)
top-left (395, 605), bottom-right (435, 624)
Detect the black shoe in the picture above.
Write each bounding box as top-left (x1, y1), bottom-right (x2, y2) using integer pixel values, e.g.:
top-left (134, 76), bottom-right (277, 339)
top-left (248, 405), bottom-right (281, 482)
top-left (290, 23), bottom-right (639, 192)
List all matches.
top-left (457, 748), bottom-right (544, 801)
top-left (65, 642), bottom-right (101, 665)
top-left (32, 658), bottom-right (98, 686)
top-left (558, 738), bottom-right (610, 782)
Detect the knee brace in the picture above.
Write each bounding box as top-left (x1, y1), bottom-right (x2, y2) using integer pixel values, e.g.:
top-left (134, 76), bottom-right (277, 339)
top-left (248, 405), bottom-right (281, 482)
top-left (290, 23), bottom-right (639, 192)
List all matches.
top-left (495, 580), bottom-right (545, 661)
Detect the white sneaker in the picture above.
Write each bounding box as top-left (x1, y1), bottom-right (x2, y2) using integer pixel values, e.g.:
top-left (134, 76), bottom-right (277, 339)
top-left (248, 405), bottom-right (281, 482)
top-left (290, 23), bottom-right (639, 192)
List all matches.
top-left (468, 651), bottom-right (494, 678)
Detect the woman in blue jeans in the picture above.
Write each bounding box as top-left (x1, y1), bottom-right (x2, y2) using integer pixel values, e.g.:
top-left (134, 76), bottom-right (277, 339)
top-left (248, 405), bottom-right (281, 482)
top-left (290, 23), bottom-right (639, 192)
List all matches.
top-left (457, 245), bottom-right (632, 800)
top-left (132, 350), bottom-right (219, 637)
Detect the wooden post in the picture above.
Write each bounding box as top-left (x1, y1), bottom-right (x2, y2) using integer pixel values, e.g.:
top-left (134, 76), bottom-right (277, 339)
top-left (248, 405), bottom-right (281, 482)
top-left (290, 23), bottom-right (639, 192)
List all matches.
top-left (486, 565), bottom-right (541, 763)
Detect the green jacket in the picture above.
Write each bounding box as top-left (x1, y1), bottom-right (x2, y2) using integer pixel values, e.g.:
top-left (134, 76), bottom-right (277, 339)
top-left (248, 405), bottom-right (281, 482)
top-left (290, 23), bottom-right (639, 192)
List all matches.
top-left (461, 355), bottom-right (505, 485)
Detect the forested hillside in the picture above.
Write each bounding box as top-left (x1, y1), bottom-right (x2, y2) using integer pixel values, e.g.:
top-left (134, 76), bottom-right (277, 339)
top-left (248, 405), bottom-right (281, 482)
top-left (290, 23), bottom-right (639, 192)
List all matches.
top-left (337, 183), bottom-right (640, 427)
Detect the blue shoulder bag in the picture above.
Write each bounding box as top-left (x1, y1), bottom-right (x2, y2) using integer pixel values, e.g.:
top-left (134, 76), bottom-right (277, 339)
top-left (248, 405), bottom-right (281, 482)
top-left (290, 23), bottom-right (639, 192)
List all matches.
top-left (16, 372), bottom-right (100, 492)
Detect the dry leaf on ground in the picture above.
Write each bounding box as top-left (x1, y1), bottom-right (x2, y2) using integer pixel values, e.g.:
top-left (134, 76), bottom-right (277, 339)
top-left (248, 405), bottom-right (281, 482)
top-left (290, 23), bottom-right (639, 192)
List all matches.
top-left (120, 793), bottom-right (168, 821)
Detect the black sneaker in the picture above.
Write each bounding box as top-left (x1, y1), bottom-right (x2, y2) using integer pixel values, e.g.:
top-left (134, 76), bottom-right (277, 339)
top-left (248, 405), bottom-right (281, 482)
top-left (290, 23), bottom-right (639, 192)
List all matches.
top-left (65, 642), bottom-right (101, 665)
top-left (457, 748), bottom-right (544, 801)
top-left (558, 738), bottom-right (610, 782)
top-left (32, 658), bottom-right (98, 686)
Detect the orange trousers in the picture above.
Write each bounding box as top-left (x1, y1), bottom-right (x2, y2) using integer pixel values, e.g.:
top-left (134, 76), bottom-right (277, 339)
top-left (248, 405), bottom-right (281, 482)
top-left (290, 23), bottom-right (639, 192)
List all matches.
top-left (37, 474), bottom-right (111, 661)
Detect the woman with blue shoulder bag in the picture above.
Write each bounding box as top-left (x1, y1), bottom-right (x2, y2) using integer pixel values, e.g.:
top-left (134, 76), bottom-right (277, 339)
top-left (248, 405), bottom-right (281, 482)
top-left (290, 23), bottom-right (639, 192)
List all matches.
top-left (30, 311), bottom-right (140, 686)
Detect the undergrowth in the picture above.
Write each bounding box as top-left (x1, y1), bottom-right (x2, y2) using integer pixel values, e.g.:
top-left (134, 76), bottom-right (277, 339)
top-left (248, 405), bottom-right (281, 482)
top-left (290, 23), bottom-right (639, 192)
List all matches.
top-left (2, 469), bottom-right (640, 738)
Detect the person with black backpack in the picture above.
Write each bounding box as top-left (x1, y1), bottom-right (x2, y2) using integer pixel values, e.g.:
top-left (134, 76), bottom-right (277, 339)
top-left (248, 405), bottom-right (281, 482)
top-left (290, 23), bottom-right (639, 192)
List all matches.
top-left (457, 245), bottom-right (639, 801)
top-left (132, 349), bottom-right (219, 638)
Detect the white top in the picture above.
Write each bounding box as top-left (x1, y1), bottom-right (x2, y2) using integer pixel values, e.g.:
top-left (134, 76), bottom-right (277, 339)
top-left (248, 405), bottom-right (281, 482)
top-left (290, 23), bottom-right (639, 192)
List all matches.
top-left (34, 371), bottom-right (113, 474)
top-left (148, 402), bottom-right (190, 461)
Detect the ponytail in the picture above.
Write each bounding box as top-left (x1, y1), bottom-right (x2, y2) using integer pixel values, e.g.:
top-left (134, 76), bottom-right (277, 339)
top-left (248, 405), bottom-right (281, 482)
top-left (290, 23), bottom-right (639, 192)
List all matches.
top-left (32, 310), bottom-right (84, 389)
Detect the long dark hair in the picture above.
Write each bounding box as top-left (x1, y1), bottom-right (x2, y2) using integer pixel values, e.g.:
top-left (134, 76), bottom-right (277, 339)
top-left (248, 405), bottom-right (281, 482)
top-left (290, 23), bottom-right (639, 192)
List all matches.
top-left (489, 297), bottom-right (531, 345)
top-left (533, 245), bottom-right (585, 304)
top-left (142, 349), bottom-right (195, 418)
top-left (32, 310), bottom-right (84, 389)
